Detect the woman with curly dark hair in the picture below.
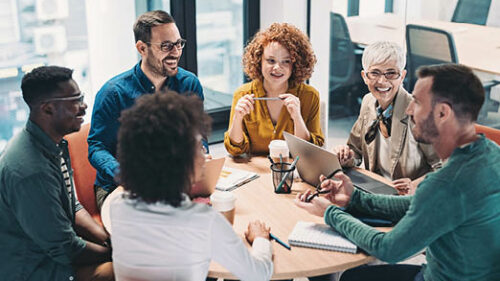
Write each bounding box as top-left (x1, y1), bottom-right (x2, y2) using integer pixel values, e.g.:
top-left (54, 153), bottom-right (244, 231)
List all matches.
top-left (224, 22), bottom-right (325, 156)
top-left (108, 92), bottom-right (274, 280)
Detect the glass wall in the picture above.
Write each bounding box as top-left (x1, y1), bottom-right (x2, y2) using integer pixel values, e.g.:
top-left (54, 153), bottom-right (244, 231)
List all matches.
top-left (329, 0), bottom-right (500, 140)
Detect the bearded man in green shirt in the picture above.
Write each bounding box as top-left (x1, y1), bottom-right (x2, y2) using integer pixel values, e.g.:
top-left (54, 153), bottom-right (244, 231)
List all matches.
top-left (0, 66), bottom-right (113, 280)
top-left (296, 63), bottom-right (500, 281)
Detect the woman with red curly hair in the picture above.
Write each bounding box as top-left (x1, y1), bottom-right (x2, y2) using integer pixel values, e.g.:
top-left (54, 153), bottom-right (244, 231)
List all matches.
top-left (224, 22), bottom-right (325, 157)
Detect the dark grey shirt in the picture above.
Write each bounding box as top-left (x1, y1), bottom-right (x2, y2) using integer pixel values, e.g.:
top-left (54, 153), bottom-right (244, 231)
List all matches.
top-left (0, 120), bottom-right (86, 280)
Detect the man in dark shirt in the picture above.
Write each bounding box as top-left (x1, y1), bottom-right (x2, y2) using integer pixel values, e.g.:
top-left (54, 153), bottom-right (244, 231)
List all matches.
top-left (0, 66), bottom-right (113, 280)
top-left (88, 10), bottom-right (206, 209)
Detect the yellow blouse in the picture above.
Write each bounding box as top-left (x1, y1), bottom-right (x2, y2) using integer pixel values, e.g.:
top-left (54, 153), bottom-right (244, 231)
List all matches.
top-left (224, 80), bottom-right (324, 156)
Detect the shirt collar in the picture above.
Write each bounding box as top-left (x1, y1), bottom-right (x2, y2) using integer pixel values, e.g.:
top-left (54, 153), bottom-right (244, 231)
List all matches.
top-left (135, 61), bottom-right (156, 93)
top-left (26, 120), bottom-right (64, 157)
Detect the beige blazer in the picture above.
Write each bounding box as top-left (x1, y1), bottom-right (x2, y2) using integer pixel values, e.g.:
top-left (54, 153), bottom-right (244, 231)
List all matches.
top-left (346, 88), bottom-right (440, 180)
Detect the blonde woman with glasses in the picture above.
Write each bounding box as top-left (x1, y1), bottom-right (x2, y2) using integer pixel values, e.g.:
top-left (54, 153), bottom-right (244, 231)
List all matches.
top-left (333, 41), bottom-right (440, 195)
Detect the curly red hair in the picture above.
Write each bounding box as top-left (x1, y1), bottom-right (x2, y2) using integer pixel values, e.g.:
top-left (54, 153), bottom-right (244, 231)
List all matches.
top-left (242, 22), bottom-right (317, 87)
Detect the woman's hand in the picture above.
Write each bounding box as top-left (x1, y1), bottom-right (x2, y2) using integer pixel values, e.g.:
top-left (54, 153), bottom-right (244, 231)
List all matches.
top-left (233, 94), bottom-right (255, 121)
top-left (279, 93), bottom-right (301, 121)
top-left (245, 220), bottom-right (271, 245)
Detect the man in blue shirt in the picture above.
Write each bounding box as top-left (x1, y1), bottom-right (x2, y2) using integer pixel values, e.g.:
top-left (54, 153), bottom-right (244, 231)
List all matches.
top-left (88, 10), bottom-right (205, 209)
top-left (0, 66), bottom-right (113, 280)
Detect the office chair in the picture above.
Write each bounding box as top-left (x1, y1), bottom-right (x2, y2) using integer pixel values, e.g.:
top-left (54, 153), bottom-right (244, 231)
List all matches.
top-left (452, 0), bottom-right (492, 25)
top-left (66, 123), bottom-right (101, 224)
top-left (406, 24), bottom-right (499, 125)
top-left (475, 123), bottom-right (500, 144)
top-left (329, 12), bottom-right (364, 117)
top-left (405, 24), bottom-right (458, 92)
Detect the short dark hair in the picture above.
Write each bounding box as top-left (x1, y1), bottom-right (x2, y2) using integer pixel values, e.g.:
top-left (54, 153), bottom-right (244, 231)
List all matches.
top-left (133, 10), bottom-right (175, 43)
top-left (21, 66), bottom-right (74, 107)
top-left (417, 63), bottom-right (485, 122)
top-left (117, 92), bottom-right (211, 206)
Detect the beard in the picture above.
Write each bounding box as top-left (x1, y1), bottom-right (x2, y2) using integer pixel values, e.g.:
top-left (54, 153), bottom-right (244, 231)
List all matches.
top-left (145, 49), bottom-right (179, 77)
top-left (412, 109), bottom-right (439, 144)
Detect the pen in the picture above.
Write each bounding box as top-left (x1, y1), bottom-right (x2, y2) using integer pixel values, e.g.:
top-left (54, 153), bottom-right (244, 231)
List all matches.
top-left (305, 168), bottom-right (342, 202)
top-left (253, 97), bottom-right (283, 101)
top-left (270, 233), bottom-right (291, 250)
top-left (267, 155), bottom-right (275, 165)
top-left (276, 156), bottom-right (299, 193)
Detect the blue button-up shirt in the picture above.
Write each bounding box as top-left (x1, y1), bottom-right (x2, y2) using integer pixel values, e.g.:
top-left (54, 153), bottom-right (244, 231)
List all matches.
top-left (88, 62), bottom-right (204, 192)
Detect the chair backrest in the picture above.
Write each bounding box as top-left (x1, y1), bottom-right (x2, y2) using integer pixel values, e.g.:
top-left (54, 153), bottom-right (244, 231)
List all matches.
top-left (475, 123), bottom-right (500, 145)
top-left (452, 0), bottom-right (492, 25)
top-left (405, 24), bottom-right (458, 91)
top-left (329, 12), bottom-right (356, 91)
top-left (66, 123), bottom-right (101, 223)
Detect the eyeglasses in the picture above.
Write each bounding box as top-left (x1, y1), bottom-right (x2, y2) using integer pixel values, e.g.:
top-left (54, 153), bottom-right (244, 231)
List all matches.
top-left (43, 93), bottom-right (85, 104)
top-left (366, 71), bottom-right (401, 80)
top-left (147, 39), bottom-right (186, 52)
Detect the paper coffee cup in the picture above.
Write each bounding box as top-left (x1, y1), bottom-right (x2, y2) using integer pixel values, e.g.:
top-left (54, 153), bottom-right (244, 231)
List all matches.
top-left (269, 140), bottom-right (289, 163)
top-left (210, 191), bottom-right (236, 224)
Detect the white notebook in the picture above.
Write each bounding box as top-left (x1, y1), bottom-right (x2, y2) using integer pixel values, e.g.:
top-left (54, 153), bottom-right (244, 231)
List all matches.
top-left (215, 166), bottom-right (259, 191)
top-left (288, 221), bottom-right (358, 254)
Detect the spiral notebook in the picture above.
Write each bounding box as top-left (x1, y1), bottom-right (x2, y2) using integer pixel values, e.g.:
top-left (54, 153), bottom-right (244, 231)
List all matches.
top-left (288, 221), bottom-right (358, 254)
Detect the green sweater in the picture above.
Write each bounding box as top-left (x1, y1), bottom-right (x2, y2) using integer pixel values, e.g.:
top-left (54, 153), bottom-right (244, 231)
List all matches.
top-left (325, 135), bottom-right (500, 281)
top-left (0, 121), bottom-right (86, 280)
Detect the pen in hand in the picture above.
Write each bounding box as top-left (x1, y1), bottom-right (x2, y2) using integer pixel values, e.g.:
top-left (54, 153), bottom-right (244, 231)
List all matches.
top-left (270, 233), bottom-right (291, 250)
top-left (305, 169), bottom-right (342, 202)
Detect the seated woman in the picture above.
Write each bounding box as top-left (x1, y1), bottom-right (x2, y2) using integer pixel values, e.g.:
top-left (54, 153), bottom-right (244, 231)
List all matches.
top-left (224, 22), bottom-right (324, 156)
top-left (109, 93), bottom-right (273, 280)
top-left (334, 41), bottom-right (440, 195)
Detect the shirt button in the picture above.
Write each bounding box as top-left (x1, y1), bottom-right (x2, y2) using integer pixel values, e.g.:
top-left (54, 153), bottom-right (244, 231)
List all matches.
top-left (69, 276), bottom-right (74, 280)
top-left (151, 86), bottom-right (155, 90)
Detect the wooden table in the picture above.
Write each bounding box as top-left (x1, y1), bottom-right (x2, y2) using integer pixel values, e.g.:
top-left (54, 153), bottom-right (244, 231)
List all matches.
top-left (346, 13), bottom-right (500, 75)
top-left (207, 156), bottom-right (392, 280)
top-left (101, 156), bottom-right (393, 280)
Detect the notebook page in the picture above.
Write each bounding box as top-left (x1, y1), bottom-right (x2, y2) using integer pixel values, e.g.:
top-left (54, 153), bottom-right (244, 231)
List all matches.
top-left (288, 221), bottom-right (357, 254)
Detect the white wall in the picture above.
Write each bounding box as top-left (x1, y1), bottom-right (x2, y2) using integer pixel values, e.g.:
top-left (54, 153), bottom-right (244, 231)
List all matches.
top-left (85, 0), bottom-right (137, 119)
top-left (260, 0), bottom-right (332, 144)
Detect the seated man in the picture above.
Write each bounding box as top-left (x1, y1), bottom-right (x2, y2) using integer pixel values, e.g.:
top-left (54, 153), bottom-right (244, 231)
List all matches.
top-left (334, 41), bottom-right (440, 195)
top-left (108, 92), bottom-right (273, 280)
top-left (88, 10), bottom-right (206, 210)
top-left (296, 64), bottom-right (500, 280)
top-left (0, 66), bottom-right (113, 280)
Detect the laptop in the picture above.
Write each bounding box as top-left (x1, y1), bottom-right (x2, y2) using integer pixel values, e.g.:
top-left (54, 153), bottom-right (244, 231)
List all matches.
top-left (190, 157), bottom-right (226, 197)
top-left (283, 132), bottom-right (397, 195)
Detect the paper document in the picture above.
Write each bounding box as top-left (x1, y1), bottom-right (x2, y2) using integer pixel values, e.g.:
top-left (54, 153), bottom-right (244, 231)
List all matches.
top-left (216, 166), bottom-right (259, 191)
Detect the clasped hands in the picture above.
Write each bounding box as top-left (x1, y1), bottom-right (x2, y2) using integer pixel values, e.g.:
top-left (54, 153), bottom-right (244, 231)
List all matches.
top-left (294, 172), bottom-right (354, 217)
top-left (234, 93), bottom-right (302, 121)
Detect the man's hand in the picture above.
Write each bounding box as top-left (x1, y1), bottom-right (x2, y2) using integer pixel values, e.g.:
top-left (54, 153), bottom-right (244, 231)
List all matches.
top-left (319, 172), bottom-right (354, 207)
top-left (294, 190), bottom-right (333, 217)
top-left (333, 145), bottom-right (355, 166)
top-left (393, 176), bottom-right (424, 195)
top-left (245, 220), bottom-right (271, 245)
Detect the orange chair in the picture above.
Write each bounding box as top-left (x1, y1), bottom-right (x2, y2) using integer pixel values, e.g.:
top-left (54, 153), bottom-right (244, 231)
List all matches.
top-left (475, 123), bottom-right (500, 145)
top-left (66, 123), bottom-right (101, 224)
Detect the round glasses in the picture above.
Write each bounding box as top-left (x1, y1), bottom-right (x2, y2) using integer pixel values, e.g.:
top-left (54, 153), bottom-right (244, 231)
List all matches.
top-left (366, 71), bottom-right (401, 80)
top-left (147, 39), bottom-right (186, 52)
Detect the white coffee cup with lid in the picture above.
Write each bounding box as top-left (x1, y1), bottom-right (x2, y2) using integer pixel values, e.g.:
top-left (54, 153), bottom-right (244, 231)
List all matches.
top-left (269, 139), bottom-right (289, 163)
top-left (210, 191), bottom-right (236, 224)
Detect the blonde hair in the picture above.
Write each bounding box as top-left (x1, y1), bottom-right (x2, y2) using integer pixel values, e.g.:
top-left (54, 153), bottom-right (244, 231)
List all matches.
top-left (362, 41), bottom-right (406, 71)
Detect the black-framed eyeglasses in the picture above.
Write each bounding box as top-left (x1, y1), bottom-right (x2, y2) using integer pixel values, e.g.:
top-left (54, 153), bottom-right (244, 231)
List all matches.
top-left (43, 93), bottom-right (85, 104)
top-left (147, 39), bottom-right (186, 52)
top-left (366, 71), bottom-right (401, 80)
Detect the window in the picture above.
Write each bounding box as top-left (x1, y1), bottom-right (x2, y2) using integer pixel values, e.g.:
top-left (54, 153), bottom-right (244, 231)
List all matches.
top-left (0, 0), bottom-right (91, 151)
top-left (196, 0), bottom-right (244, 114)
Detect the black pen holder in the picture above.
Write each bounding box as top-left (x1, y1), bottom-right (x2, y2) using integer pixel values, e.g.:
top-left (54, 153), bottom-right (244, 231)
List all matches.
top-left (270, 163), bottom-right (295, 194)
